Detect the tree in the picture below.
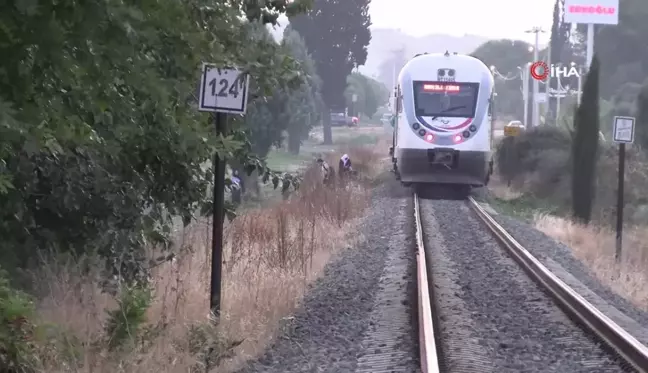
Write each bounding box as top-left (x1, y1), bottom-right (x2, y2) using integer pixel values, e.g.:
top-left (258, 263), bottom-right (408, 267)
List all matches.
top-left (548, 0), bottom-right (572, 121)
top-left (635, 80), bottom-right (648, 148)
top-left (281, 28), bottom-right (323, 154)
top-left (471, 40), bottom-right (534, 119)
top-left (289, 0), bottom-right (372, 144)
top-left (592, 0), bottom-right (648, 99)
top-left (571, 55), bottom-right (601, 224)
top-left (344, 72), bottom-right (388, 119)
top-left (0, 0), bottom-right (312, 285)
top-left (377, 47), bottom-right (407, 92)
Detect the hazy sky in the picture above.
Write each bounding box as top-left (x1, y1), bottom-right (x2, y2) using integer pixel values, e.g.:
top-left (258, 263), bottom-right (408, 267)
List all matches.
top-left (370, 0), bottom-right (555, 43)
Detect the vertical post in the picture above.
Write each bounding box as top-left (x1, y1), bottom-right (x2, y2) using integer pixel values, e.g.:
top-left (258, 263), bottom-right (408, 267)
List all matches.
top-left (522, 65), bottom-right (529, 129)
top-left (586, 23), bottom-right (594, 68)
top-left (210, 112), bottom-right (228, 315)
top-left (532, 31), bottom-right (540, 127)
top-left (577, 73), bottom-right (582, 104)
top-left (556, 74), bottom-right (562, 124)
top-left (545, 42), bottom-right (551, 123)
top-left (615, 143), bottom-right (625, 261)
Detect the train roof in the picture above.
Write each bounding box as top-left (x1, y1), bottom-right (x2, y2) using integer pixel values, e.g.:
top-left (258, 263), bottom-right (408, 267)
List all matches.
top-left (398, 52), bottom-right (492, 84)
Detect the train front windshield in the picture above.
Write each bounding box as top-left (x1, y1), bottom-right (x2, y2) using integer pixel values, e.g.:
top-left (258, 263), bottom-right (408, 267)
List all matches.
top-left (413, 81), bottom-right (479, 118)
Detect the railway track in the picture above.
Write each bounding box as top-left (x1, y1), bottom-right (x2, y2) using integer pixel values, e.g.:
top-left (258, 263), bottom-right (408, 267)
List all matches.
top-left (414, 192), bottom-right (648, 373)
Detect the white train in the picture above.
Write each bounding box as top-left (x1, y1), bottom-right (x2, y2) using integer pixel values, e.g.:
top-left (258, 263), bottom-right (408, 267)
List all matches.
top-left (390, 51), bottom-right (494, 190)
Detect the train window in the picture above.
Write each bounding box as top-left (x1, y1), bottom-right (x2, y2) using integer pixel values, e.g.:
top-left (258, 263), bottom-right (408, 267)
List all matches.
top-left (412, 81), bottom-right (479, 118)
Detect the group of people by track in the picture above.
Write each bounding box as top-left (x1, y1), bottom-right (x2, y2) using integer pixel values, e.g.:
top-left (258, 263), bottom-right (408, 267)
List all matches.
top-left (317, 153), bottom-right (357, 187)
top-left (228, 153), bottom-right (357, 206)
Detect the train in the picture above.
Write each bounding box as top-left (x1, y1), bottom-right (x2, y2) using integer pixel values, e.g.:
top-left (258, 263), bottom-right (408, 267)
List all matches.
top-left (389, 51), bottom-right (495, 193)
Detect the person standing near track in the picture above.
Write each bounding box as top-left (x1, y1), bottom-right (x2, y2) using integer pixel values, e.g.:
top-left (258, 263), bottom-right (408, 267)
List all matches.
top-left (338, 153), bottom-right (353, 181)
top-left (231, 169), bottom-right (242, 205)
top-left (317, 157), bottom-right (334, 186)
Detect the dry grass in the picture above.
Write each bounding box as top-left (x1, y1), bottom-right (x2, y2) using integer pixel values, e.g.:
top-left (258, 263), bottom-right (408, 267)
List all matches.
top-left (488, 158), bottom-right (648, 313)
top-left (488, 178), bottom-right (523, 201)
top-left (489, 178), bottom-right (648, 312)
top-left (534, 214), bottom-right (648, 312)
top-left (23, 143), bottom-right (386, 372)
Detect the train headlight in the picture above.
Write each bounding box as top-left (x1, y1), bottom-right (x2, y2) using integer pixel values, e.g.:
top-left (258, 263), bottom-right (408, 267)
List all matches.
top-left (418, 129), bottom-right (426, 136)
top-left (463, 131), bottom-right (470, 138)
top-left (453, 134), bottom-right (462, 143)
top-left (412, 122), bottom-right (420, 130)
top-left (425, 134), bottom-right (434, 142)
top-left (469, 125), bottom-right (476, 132)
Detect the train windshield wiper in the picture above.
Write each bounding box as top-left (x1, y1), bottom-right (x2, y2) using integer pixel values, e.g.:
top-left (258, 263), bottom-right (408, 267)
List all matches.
top-left (431, 105), bottom-right (467, 120)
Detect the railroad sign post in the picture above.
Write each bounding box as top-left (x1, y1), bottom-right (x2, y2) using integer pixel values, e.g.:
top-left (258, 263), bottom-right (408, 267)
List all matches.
top-left (198, 64), bottom-right (250, 315)
top-left (612, 116), bottom-right (635, 262)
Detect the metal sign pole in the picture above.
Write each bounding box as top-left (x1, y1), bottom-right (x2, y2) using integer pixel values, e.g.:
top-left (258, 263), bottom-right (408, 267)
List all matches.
top-left (612, 115), bottom-right (635, 262)
top-left (197, 64), bottom-right (250, 316)
top-left (615, 142), bottom-right (625, 261)
top-left (210, 112), bottom-right (227, 314)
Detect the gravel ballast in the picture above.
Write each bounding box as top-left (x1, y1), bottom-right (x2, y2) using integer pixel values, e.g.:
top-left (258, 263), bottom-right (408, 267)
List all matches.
top-left (420, 198), bottom-right (627, 372)
top-left (236, 179), bottom-right (419, 373)
top-left (479, 200), bottom-right (648, 346)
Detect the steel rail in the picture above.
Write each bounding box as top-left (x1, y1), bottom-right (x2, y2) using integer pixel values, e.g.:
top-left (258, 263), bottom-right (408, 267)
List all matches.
top-left (414, 193), bottom-right (441, 373)
top-left (467, 196), bottom-right (648, 372)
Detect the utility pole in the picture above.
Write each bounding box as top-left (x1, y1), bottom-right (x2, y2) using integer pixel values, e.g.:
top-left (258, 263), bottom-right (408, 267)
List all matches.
top-left (526, 27), bottom-right (545, 127)
top-left (518, 64), bottom-right (530, 128)
top-left (389, 44), bottom-right (405, 110)
top-left (545, 41), bottom-right (551, 124)
top-left (586, 24), bottom-right (594, 68)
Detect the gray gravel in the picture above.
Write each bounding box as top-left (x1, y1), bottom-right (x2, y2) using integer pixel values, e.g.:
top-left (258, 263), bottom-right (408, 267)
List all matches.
top-left (420, 198), bottom-right (627, 372)
top-left (477, 198), bottom-right (648, 347)
top-left (236, 179), bottom-right (419, 373)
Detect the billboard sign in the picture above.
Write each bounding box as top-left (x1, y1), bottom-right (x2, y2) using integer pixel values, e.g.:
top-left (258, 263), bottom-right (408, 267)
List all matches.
top-left (564, 0), bottom-right (619, 25)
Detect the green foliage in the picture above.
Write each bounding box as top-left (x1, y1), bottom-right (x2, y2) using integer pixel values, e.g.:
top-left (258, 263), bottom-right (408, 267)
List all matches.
top-left (635, 81), bottom-right (648, 148)
top-left (0, 268), bottom-right (37, 372)
top-left (495, 127), bottom-right (572, 196)
top-left (344, 72), bottom-right (388, 119)
top-left (104, 284), bottom-right (153, 350)
top-left (290, 0), bottom-right (372, 143)
top-left (281, 27), bottom-right (323, 154)
top-left (571, 55), bottom-right (601, 224)
top-left (0, 0), bottom-right (312, 287)
top-left (594, 0), bottom-right (648, 99)
top-left (471, 40), bottom-right (534, 118)
top-left (548, 0), bottom-right (572, 119)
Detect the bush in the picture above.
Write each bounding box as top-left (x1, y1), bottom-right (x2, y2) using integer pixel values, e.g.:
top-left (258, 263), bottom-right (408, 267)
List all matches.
top-left (15, 144), bottom-right (382, 372)
top-left (495, 126), bottom-right (571, 199)
top-left (0, 268), bottom-right (37, 373)
top-left (495, 126), bottom-right (648, 226)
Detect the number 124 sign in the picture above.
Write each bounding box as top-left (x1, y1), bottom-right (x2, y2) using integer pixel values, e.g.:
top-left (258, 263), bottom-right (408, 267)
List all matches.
top-left (198, 64), bottom-right (250, 114)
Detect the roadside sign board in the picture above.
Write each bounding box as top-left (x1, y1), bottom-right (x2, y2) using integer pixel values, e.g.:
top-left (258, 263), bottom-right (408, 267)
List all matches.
top-left (504, 125), bottom-right (521, 137)
top-left (613, 116), bottom-right (635, 143)
top-left (564, 0), bottom-right (619, 25)
top-left (198, 64), bottom-right (249, 114)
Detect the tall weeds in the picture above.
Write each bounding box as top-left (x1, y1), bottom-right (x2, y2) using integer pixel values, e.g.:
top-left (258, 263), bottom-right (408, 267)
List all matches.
top-left (10, 144), bottom-right (384, 373)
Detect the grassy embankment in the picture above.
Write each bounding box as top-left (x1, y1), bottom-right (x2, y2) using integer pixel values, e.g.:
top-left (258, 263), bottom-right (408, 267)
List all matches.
top-left (21, 125), bottom-right (391, 373)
